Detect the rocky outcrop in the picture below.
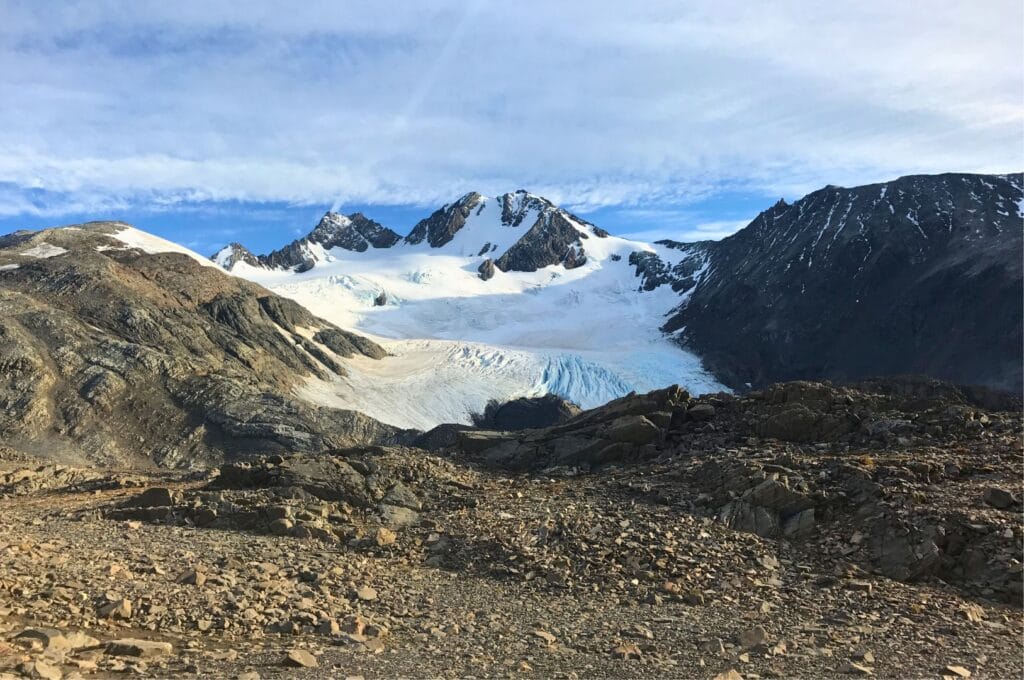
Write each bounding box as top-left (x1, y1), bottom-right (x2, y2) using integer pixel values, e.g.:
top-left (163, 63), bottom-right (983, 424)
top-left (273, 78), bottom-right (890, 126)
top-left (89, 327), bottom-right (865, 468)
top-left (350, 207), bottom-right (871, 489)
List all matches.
top-left (405, 192), bottom-right (485, 247)
top-left (471, 394), bottom-right (581, 430)
top-left (629, 244), bottom-right (710, 294)
top-left (494, 209), bottom-right (588, 272)
top-left (241, 212), bottom-right (402, 270)
top-left (648, 173), bottom-right (1024, 393)
top-left (310, 212), bottom-right (401, 251)
top-left (452, 376), bottom-right (1022, 602)
top-left (211, 242), bottom-right (261, 269)
top-left (406, 190), bottom-right (599, 273)
top-left (0, 222), bottom-right (411, 467)
top-left (105, 446), bottom-right (481, 549)
top-left (477, 258), bottom-right (495, 281)
top-left (457, 385), bottom-right (687, 470)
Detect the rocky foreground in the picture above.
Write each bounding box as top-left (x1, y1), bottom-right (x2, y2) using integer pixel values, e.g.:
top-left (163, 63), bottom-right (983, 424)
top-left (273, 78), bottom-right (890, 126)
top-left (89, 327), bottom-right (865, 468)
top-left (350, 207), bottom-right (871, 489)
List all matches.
top-left (0, 379), bottom-right (1021, 679)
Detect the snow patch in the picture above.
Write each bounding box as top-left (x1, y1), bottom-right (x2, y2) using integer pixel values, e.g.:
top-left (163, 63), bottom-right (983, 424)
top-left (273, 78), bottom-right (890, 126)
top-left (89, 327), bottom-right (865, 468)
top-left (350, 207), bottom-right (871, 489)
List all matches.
top-left (109, 227), bottom-right (220, 268)
top-left (21, 243), bottom-right (68, 258)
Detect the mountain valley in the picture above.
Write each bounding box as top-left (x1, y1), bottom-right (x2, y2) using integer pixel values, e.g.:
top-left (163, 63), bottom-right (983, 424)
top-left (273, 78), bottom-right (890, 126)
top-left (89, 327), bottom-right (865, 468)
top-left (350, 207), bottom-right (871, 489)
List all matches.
top-left (0, 172), bottom-right (1021, 679)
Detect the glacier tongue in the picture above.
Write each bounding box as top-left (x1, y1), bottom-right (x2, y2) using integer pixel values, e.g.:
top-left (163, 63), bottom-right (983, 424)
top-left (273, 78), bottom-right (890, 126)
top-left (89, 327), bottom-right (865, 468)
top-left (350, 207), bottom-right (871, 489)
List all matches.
top-left (295, 338), bottom-right (723, 430)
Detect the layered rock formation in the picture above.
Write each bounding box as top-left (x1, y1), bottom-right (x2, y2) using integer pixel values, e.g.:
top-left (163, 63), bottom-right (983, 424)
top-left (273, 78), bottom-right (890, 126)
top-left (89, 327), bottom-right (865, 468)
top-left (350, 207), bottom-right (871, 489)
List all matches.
top-left (0, 222), bottom-right (413, 467)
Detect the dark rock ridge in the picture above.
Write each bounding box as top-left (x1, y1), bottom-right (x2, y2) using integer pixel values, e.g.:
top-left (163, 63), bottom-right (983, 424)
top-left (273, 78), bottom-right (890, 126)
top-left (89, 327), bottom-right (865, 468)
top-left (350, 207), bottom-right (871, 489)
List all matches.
top-left (405, 190), bottom-right (601, 272)
top-left (109, 446), bottom-right (447, 535)
top-left (493, 208), bottom-right (589, 272)
top-left (405, 192), bottom-right (485, 247)
top-left (471, 394), bottom-right (582, 430)
top-left (212, 242), bottom-right (261, 269)
top-left (219, 189), bottom-right (605, 275)
top-left (632, 172), bottom-right (1024, 393)
top-left (225, 212), bottom-right (402, 270)
top-left (0, 222), bottom-right (413, 467)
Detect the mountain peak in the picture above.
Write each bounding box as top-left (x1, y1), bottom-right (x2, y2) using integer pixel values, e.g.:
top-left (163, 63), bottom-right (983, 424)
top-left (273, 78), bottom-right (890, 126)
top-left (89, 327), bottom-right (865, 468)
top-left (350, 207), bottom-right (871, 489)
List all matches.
top-left (212, 242), bottom-right (260, 269)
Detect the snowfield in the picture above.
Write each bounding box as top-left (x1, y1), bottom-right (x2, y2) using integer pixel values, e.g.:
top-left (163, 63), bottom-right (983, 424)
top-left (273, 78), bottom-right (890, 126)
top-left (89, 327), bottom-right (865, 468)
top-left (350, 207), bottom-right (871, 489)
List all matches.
top-left (223, 194), bottom-right (725, 429)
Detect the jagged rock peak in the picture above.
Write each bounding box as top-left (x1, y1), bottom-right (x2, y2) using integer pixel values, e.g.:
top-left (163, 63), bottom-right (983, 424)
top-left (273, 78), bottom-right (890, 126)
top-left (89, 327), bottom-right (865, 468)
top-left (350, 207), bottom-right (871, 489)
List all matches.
top-left (212, 242), bottom-right (260, 269)
top-left (217, 211), bottom-right (403, 271)
top-left (309, 211), bottom-right (401, 252)
top-left (405, 192), bottom-right (486, 247)
top-left (497, 190), bottom-right (556, 227)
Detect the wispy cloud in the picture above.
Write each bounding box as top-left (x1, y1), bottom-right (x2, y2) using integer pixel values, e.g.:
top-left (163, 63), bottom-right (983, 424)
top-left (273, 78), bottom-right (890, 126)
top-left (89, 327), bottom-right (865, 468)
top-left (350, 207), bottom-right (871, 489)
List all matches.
top-left (0, 1), bottom-right (1020, 219)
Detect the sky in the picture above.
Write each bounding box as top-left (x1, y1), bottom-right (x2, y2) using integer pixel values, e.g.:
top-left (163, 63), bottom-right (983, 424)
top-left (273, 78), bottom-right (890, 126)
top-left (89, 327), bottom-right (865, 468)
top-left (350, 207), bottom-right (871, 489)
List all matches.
top-left (1, 1), bottom-right (1021, 255)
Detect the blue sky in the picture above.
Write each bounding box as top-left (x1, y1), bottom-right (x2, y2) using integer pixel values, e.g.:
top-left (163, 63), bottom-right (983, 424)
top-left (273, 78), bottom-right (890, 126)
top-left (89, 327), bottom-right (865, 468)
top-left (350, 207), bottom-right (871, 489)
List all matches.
top-left (0, 186), bottom-right (772, 256)
top-left (1, 1), bottom-right (1021, 255)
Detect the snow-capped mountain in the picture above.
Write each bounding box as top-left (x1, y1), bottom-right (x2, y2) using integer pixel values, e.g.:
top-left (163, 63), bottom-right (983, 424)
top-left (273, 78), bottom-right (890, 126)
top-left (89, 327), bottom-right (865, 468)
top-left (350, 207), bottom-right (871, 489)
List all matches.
top-left (213, 212), bottom-right (401, 271)
top-left (214, 190), bottom-right (725, 428)
top-left (214, 172), bottom-right (1023, 428)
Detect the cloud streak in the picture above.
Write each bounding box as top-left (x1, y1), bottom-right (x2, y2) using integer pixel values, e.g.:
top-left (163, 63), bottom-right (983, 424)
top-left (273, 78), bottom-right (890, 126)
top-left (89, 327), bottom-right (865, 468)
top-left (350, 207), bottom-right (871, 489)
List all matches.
top-left (0, 0), bottom-right (1020, 219)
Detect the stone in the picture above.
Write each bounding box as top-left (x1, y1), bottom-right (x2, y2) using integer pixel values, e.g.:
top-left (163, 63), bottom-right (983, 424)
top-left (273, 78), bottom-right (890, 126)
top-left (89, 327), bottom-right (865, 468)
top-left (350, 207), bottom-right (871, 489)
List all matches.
top-left (782, 508), bottom-right (816, 537)
top-left (720, 501), bottom-right (780, 537)
top-left (378, 505), bottom-right (419, 528)
top-left (179, 569), bottom-right (207, 586)
top-left (104, 638), bottom-right (173, 658)
top-left (839, 660), bottom-right (874, 675)
top-left (355, 586), bottom-right (378, 601)
top-left (606, 415), bottom-right (660, 445)
top-left (688, 403), bottom-right (716, 421)
top-left (284, 649), bottom-right (318, 668)
top-left (533, 630), bottom-right (557, 644)
top-left (99, 597), bottom-right (132, 620)
top-left (373, 527), bottom-right (397, 546)
top-left (16, 660), bottom-right (62, 680)
top-left (268, 518), bottom-right (294, 536)
top-left (738, 626), bottom-right (767, 648)
top-left (982, 487), bottom-right (1016, 509)
top-left (611, 643), bottom-right (642, 660)
top-left (14, 628), bottom-right (68, 651)
top-left (868, 518), bottom-right (941, 581)
top-left (712, 671), bottom-right (743, 680)
top-left (132, 487), bottom-right (177, 507)
top-left (944, 666), bottom-right (971, 678)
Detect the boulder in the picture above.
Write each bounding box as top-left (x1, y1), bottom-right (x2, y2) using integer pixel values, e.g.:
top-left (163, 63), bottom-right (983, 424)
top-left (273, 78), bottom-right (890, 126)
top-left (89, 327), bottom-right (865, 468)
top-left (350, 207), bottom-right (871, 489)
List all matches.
top-left (687, 403), bottom-right (716, 421)
top-left (606, 415), bottom-right (660, 445)
top-left (284, 649), bottom-right (318, 668)
top-left (869, 517), bottom-right (942, 581)
top-left (473, 394), bottom-right (581, 430)
top-left (477, 258), bottom-right (496, 281)
top-left (105, 638), bottom-right (173, 658)
top-left (130, 487), bottom-right (177, 508)
top-left (983, 486), bottom-right (1018, 509)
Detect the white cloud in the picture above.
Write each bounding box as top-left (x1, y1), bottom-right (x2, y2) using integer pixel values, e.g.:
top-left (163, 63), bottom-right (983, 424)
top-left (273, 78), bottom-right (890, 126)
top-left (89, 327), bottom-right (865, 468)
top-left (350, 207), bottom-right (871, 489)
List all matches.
top-left (0, 0), bottom-right (1020, 216)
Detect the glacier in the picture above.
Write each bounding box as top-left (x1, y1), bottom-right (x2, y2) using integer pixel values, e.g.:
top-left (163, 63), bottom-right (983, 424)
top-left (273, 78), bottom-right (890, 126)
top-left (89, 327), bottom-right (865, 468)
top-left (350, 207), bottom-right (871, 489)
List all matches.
top-left (221, 193), bottom-right (726, 429)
